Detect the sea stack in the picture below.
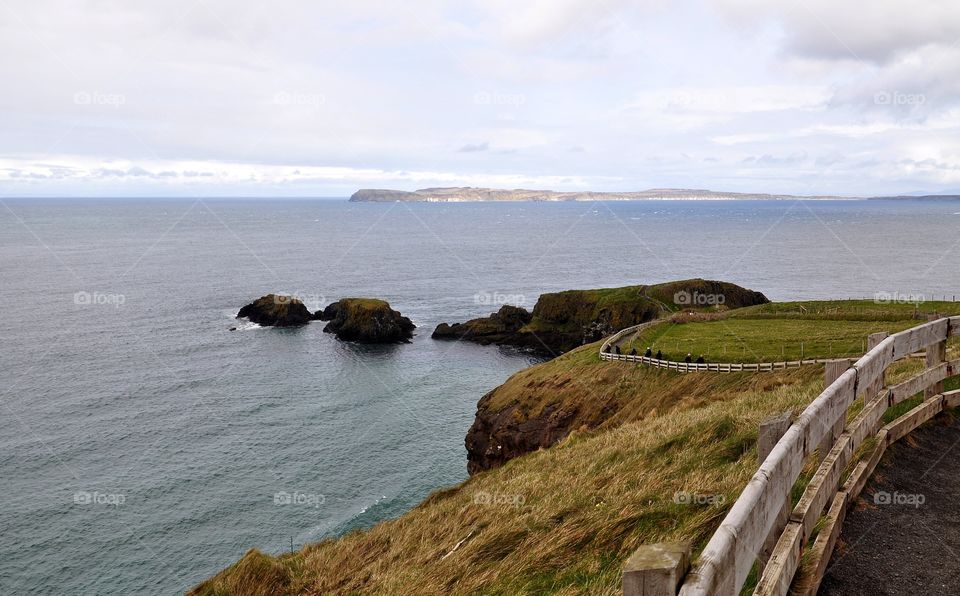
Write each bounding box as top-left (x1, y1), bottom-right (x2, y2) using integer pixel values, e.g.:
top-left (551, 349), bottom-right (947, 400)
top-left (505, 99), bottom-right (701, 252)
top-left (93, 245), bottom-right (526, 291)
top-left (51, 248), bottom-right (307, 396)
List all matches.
top-left (236, 294), bottom-right (313, 327)
top-left (319, 298), bottom-right (415, 343)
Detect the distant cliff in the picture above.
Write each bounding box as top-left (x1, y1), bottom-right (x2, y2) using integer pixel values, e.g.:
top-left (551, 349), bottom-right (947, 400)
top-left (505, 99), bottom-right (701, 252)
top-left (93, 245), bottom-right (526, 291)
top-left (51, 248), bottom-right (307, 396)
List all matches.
top-left (350, 187), bottom-right (850, 202)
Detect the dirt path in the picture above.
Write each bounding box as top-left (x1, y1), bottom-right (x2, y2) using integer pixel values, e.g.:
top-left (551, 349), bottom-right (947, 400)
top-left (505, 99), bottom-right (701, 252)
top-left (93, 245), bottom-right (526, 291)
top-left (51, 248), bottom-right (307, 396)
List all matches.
top-left (819, 412), bottom-right (960, 595)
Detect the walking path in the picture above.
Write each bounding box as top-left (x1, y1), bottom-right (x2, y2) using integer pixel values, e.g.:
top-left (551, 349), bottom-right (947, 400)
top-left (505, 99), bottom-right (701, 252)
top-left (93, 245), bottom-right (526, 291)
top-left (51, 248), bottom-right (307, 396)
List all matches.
top-left (819, 414), bottom-right (960, 594)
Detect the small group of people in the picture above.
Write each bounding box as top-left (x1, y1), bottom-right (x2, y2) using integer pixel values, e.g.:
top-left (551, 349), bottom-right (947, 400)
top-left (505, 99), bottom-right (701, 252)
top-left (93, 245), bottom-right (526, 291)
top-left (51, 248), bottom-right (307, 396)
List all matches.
top-left (608, 344), bottom-right (706, 364)
top-left (643, 346), bottom-right (706, 364)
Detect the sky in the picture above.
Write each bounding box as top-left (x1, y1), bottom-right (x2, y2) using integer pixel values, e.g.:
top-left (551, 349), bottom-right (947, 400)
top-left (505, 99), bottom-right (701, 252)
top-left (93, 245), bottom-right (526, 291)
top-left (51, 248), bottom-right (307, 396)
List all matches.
top-left (1, 0), bottom-right (959, 197)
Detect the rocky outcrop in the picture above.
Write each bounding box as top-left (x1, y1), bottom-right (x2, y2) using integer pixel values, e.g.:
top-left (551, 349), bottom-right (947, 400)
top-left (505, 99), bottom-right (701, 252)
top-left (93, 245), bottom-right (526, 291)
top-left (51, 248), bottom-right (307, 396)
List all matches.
top-left (434, 279), bottom-right (769, 358)
top-left (320, 298), bottom-right (415, 343)
top-left (466, 391), bottom-right (580, 475)
top-left (237, 294), bottom-right (313, 327)
top-left (313, 302), bottom-right (340, 321)
top-left (431, 305), bottom-right (532, 343)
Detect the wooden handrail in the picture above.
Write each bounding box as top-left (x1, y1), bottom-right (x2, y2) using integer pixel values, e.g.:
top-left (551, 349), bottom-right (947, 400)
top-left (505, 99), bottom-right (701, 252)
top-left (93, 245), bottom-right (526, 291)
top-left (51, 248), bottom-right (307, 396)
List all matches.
top-left (654, 316), bottom-right (959, 596)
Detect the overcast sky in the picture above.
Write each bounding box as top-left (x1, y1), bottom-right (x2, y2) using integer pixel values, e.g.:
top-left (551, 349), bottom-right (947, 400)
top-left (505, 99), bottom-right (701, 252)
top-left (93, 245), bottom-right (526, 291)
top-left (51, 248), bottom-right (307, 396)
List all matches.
top-left (2, 0), bottom-right (959, 197)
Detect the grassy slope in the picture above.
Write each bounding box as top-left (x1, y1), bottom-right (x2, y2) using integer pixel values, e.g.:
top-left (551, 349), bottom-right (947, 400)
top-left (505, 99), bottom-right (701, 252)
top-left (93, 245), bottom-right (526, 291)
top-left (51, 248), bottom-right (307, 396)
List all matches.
top-left (193, 300), bottom-right (959, 595)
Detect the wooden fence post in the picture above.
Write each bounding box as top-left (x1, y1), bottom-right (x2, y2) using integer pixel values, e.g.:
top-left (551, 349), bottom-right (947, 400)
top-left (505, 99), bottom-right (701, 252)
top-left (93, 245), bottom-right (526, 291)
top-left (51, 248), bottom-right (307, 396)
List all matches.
top-left (757, 411), bottom-right (793, 569)
top-left (818, 359), bottom-right (852, 461)
top-left (865, 333), bottom-right (889, 400)
top-left (926, 337), bottom-right (947, 398)
top-left (623, 541), bottom-right (690, 596)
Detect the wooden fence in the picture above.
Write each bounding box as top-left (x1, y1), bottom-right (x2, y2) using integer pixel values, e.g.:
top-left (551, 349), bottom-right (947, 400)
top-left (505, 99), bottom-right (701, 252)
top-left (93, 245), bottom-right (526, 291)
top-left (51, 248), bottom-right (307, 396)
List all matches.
top-left (620, 316), bottom-right (960, 595)
top-left (599, 321), bottom-right (831, 372)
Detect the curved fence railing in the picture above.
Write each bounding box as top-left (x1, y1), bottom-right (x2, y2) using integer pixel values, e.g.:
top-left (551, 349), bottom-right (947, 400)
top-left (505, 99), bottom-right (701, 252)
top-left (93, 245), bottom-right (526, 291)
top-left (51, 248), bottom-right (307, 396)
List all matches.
top-left (619, 316), bottom-right (960, 596)
top-left (600, 321), bottom-right (832, 373)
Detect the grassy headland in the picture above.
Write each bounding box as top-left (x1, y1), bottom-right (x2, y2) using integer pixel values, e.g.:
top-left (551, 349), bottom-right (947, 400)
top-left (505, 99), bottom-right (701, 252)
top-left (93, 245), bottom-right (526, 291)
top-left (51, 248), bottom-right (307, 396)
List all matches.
top-left (193, 297), bottom-right (959, 595)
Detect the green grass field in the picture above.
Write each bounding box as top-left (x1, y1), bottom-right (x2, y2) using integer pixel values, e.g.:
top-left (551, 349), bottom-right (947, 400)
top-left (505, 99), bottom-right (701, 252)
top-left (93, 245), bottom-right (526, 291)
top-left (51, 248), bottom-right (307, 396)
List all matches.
top-left (728, 299), bottom-right (960, 321)
top-left (622, 299), bottom-right (960, 363)
top-left (627, 319), bottom-right (920, 363)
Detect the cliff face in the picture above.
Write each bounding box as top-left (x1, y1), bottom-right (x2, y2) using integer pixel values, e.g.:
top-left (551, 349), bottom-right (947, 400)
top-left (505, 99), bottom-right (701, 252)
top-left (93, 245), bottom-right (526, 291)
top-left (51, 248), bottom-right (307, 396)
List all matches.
top-left (465, 341), bottom-right (815, 475)
top-left (434, 279), bottom-right (768, 357)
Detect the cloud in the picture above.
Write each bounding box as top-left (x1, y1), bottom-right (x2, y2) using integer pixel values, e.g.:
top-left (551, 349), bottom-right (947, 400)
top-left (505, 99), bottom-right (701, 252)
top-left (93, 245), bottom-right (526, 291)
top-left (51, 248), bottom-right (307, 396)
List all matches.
top-left (0, 0), bottom-right (959, 197)
top-left (457, 142), bottom-right (490, 153)
top-left (715, 0), bottom-right (960, 63)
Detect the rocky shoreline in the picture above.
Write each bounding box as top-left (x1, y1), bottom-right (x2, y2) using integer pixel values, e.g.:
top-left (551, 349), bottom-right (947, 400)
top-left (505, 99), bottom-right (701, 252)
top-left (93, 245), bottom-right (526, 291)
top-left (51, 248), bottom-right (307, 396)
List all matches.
top-left (237, 279), bottom-right (769, 474)
top-left (433, 279), bottom-right (769, 358)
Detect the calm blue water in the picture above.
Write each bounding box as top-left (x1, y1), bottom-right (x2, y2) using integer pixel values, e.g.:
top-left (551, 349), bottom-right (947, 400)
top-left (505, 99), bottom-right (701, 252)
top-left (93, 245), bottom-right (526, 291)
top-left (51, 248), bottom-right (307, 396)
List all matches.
top-left (1, 198), bottom-right (959, 594)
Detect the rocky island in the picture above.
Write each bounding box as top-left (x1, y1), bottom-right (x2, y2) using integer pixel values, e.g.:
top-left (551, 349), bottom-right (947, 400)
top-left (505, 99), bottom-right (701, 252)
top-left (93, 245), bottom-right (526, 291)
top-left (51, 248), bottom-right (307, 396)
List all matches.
top-left (318, 298), bottom-right (415, 343)
top-left (350, 186), bottom-right (848, 202)
top-left (236, 294), bottom-right (313, 327)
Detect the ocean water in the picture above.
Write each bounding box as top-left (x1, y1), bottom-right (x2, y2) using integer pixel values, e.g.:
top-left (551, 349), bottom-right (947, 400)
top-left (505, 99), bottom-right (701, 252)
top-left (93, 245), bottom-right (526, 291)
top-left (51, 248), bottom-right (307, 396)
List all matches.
top-left (1, 198), bottom-right (959, 594)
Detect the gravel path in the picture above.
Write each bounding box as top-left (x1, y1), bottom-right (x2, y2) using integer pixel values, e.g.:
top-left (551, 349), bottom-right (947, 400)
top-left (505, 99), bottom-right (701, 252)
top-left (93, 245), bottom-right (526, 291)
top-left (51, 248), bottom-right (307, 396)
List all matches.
top-left (819, 413), bottom-right (960, 595)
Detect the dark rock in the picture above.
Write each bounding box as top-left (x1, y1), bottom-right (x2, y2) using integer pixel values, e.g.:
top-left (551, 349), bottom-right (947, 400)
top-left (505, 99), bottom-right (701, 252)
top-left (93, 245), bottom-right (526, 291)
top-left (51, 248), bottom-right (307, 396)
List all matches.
top-left (237, 294), bottom-right (312, 327)
top-left (466, 391), bottom-right (577, 475)
top-left (321, 298), bottom-right (415, 343)
top-left (313, 302), bottom-right (341, 321)
top-left (432, 305), bottom-right (532, 343)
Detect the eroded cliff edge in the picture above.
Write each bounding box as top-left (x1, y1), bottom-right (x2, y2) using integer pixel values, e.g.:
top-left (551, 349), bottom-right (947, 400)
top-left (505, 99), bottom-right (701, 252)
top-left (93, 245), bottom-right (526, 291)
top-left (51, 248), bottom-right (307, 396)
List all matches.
top-left (464, 279), bottom-right (770, 473)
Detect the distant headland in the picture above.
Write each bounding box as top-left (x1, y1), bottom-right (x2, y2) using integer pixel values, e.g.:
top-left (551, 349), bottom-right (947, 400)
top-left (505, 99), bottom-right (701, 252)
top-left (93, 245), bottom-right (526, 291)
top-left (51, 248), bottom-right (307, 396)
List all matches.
top-left (349, 187), bottom-right (854, 202)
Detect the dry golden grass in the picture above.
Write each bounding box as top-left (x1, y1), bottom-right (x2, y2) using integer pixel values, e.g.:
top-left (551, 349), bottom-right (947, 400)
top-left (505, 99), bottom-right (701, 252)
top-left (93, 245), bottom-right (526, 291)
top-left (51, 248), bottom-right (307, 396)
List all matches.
top-left (192, 364), bottom-right (825, 595)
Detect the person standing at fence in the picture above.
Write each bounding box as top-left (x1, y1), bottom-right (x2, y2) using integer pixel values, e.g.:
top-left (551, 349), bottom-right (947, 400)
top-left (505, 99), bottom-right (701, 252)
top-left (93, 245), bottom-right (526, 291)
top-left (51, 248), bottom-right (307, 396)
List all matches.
top-left (644, 347), bottom-right (652, 357)
top-left (685, 353), bottom-right (692, 363)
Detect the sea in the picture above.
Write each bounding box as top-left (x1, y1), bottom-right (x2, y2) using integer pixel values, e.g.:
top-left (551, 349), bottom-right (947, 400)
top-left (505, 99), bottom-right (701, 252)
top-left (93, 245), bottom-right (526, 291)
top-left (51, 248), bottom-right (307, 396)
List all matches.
top-left (1, 197), bottom-right (959, 594)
